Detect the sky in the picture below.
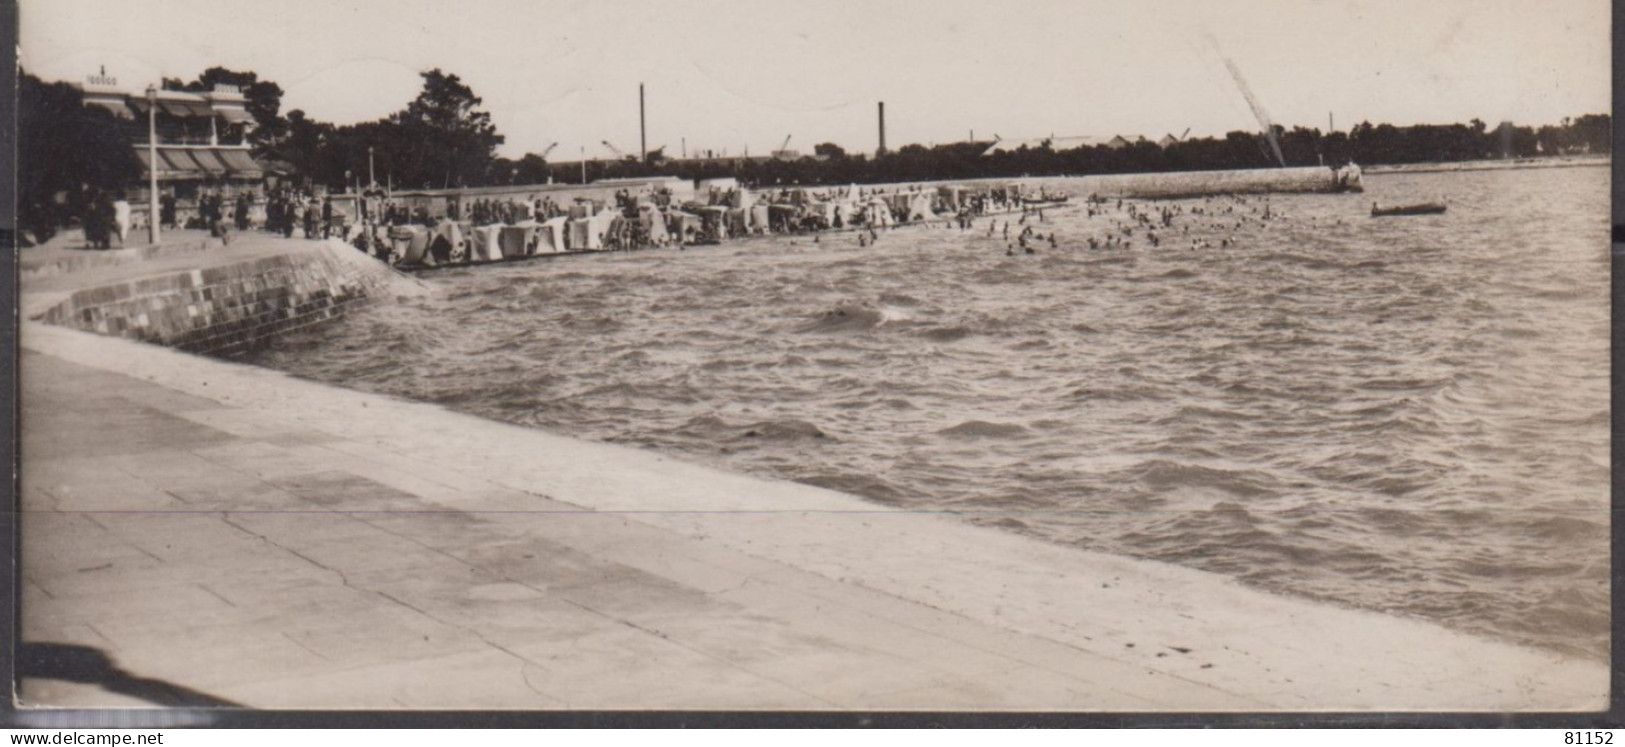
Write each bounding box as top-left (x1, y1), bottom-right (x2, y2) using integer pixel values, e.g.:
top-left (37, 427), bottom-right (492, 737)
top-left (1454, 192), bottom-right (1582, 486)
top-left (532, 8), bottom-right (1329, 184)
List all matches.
top-left (19, 0), bottom-right (1611, 160)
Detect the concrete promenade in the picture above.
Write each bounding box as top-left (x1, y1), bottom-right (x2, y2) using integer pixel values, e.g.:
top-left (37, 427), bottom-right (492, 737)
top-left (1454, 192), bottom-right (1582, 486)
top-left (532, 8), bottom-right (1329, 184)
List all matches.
top-left (16, 237), bottom-right (1610, 711)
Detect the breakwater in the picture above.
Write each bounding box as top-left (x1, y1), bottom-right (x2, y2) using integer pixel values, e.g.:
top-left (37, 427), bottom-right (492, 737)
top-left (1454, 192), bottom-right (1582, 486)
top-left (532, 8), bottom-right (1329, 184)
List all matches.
top-left (1061, 165), bottom-right (1360, 198)
top-left (33, 238), bottom-right (422, 357)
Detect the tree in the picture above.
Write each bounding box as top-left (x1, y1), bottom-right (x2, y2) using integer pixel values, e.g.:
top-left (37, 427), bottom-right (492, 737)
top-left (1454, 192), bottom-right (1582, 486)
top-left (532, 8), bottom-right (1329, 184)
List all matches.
top-left (814, 142), bottom-right (847, 159)
top-left (277, 109), bottom-right (335, 184)
top-left (1567, 114), bottom-right (1610, 154)
top-left (17, 70), bottom-right (143, 242)
top-left (388, 69), bottom-right (505, 188)
top-left (513, 153), bottom-right (552, 185)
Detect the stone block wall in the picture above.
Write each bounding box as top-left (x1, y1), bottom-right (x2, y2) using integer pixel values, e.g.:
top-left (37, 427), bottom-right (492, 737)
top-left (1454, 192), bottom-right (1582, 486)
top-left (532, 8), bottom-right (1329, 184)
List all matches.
top-left (36, 242), bottom-right (418, 358)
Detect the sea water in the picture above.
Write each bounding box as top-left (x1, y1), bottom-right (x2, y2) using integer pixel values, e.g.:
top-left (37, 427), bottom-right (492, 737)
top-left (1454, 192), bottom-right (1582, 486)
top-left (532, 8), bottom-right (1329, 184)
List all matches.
top-left (251, 165), bottom-right (1611, 659)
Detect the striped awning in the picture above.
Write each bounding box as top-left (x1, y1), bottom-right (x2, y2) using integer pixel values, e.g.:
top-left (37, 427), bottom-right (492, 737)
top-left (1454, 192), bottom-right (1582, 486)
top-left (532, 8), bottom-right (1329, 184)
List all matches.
top-left (134, 146), bottom-right (268, 181)
top-left (131, 93), bottom-right (215, 118)
top-left (188, 149), bottom-right (230, 174)
top-left (214, 105), bottom-right (253, 124)
top-left (217, 149), bottom-right (263, 174)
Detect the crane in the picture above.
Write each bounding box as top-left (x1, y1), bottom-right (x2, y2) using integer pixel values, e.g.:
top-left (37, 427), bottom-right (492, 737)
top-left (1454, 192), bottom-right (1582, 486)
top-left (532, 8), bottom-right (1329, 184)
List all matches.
top-left (772, 133), bottom-right (798, 161)
top-left (602, 140), bottom-right (636, 161)
top-left (540, 142), bottom-right (558, 158)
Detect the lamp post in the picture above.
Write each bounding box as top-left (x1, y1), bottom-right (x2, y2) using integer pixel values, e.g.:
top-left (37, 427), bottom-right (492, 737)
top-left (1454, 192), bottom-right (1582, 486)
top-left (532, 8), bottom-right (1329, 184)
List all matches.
top-left (146, 85), bottom-right (160, 245)
top-left (368, 146), bottom-right (375, 188)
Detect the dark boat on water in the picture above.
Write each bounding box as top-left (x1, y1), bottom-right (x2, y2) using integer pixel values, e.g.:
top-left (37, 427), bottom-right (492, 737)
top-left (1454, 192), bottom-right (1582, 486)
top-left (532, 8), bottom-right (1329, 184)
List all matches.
top-left (1371, 202), bottom-right (1447, 217)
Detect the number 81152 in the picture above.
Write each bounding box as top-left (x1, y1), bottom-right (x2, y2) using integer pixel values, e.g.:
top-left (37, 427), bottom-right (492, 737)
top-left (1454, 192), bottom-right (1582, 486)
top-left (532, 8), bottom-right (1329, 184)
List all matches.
top-left (1567, 733), bottom-right (1613, 744)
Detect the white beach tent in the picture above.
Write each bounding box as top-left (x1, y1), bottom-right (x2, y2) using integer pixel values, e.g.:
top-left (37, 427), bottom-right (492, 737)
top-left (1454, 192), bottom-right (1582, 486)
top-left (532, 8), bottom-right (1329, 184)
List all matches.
top-left (538, 217), bottom-right (568, 253)
top-left (470, 224), bottom-right (504, 262)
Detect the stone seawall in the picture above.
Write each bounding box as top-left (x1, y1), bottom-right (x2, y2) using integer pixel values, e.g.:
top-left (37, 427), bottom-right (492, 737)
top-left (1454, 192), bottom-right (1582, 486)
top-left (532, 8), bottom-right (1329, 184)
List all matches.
top-left (33, 239), bottom-right (419, 358)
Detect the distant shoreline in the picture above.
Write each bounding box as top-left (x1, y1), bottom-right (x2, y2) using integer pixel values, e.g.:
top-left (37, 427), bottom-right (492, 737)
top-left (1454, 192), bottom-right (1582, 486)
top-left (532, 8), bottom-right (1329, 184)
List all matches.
top-left (1364, 154), bottom-right (1608, 175)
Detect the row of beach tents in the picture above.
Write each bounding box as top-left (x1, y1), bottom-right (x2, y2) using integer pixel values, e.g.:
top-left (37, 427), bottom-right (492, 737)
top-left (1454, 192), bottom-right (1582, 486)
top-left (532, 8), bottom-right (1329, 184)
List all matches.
top-left (383, 184), bottom-right (1026, 267)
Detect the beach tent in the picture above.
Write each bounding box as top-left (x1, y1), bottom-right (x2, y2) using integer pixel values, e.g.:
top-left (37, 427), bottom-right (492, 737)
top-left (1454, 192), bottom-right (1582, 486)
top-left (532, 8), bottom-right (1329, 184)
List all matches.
top-left (767, 204), bottom-right (799, 233)
top-left (907, 193), bottom-right (937, 222)
top-left (538, 217), bottom-right (568, 253)
top-left (591, 211), bottom-right (616, 246)
top-left (605, 215), bottom-right (633, 248)
top-left (500, 221), bottom-right (540, 258)
top-left (725, 207), bottom-right (749, 237)
top-left (429, 221), bottom-right (467, 263)
top-left (864, 199), bottom-right (894, 228)
top-left (749, 204), bottom-right (770, 232)
top-left (637, 205), bottom-right (669, 244)
top-left (833, 200), bottom-right (858, 226)
top-left (695, 205), bottom-right (731, 238)
top-left (393, 225), bottom-right (432, 266)
top-left (667, 210), bottom-right (702, 240)
top-left (470, 224), bottom-right (504, 262)
top-left (568, 215), bottom-right (607, 250)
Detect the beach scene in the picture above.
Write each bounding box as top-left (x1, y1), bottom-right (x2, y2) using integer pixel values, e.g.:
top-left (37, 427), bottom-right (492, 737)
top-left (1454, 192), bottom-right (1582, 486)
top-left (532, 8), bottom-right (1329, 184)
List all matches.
top-left (13, 0), bottom-right (1611, 718)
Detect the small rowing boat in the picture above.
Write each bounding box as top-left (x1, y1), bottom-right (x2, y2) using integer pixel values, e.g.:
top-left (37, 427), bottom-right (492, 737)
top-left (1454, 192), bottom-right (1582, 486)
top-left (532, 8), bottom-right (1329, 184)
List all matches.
top-left (1371, 202), bottom-right (1446, 217)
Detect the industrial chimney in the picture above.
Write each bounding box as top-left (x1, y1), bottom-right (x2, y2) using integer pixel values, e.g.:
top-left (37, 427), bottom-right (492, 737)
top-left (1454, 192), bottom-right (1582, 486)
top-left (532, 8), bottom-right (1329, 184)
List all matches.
top-left (877, 101), bottom-right (887, 156)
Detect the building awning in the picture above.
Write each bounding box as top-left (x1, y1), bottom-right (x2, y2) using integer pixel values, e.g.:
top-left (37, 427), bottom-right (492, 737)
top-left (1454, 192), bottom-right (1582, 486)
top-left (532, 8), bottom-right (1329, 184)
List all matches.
top-left (84, 95), bottom-right (135, 119)
top-left (159, 149), bottom-right (201, 173)
top-left (188, 149), bottom-right (231, 175)
top-left (214, 105), bottom-right (254, 124)
top-left (217, 149), bottom-right (263, 174)
top-left (131, 93), bottom-right (215, 118)
top-left (134, 146), bottom-right (267, 181)
top-left (163, 99), bottom-right (215, 118)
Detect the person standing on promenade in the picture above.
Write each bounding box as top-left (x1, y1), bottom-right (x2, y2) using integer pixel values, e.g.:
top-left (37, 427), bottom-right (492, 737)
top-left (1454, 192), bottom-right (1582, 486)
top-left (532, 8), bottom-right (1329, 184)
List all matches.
top-left (112, 192), bottom-right (131, 245)
top-left (322, 197), bottom-right (334, 238)
top-left (284, 198), bottom-right (299, 238)
top-left (160, 191), bottom-right (177, 230)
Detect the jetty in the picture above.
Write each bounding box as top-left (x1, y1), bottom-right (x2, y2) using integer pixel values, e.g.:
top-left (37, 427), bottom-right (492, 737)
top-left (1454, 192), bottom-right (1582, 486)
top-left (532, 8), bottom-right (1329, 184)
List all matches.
top-left (15, 230), bottom-right (1607, 712)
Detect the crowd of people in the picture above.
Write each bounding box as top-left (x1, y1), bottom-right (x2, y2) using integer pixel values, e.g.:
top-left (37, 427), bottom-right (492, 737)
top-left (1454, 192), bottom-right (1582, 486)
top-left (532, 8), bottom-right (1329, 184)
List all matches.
top-left (67, 178), bottom-right (1075, 267)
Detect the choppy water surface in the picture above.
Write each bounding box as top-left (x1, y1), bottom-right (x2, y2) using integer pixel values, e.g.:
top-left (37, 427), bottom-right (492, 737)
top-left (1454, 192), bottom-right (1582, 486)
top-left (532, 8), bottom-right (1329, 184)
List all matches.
top-left (252, 167), bottom-right (1610, 659)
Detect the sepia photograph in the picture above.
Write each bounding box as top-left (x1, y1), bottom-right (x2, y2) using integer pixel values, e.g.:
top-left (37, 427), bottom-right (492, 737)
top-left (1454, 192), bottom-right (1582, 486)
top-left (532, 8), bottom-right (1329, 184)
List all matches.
top-left (11, 0), bottom-right (1612, 717)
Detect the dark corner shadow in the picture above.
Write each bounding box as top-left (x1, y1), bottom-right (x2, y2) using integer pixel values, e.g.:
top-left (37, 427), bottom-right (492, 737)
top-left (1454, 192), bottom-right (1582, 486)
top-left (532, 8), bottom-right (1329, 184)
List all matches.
top-left (18, 642), bottom-right (243, 708)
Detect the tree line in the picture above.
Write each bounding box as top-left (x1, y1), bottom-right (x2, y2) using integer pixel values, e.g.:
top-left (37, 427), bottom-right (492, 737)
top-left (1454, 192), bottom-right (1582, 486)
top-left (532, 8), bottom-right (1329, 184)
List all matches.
top-left (16, 63), bottom-right (1612, 238)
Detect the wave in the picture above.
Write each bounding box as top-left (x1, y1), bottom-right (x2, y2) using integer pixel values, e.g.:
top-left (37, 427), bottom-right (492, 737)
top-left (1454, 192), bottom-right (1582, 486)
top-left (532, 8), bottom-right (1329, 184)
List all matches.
top-left (798, 304), bottom-right (885, 333)
top-left (741, 419), bottom-right (831, 441)
top-left (937, 420), bottom-right (1030, 439)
